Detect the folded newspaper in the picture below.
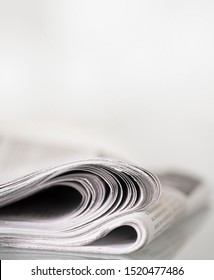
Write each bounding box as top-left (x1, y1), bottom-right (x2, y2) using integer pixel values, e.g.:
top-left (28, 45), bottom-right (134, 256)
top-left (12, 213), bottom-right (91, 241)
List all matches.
top-left (0, 135), bottom-right (209, 255)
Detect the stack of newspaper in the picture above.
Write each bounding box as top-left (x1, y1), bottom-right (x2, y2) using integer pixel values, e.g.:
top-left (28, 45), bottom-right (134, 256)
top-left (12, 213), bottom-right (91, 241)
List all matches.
top-left (0, 134), bottom-right (209, 254)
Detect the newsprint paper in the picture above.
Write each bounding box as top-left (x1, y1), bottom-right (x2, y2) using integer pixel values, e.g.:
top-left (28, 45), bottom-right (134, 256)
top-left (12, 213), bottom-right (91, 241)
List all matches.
top-left (0, 134), bottom-right (209, 255)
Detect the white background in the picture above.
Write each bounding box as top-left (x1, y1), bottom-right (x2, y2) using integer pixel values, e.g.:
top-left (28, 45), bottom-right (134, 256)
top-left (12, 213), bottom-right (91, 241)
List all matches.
top-left (0, 0), bottom-right (214, 181)
top-left (0, 0), bottom-right (214, 260)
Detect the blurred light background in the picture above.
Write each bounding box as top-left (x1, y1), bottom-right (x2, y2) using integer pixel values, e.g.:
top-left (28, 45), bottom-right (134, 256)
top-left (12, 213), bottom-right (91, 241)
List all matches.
top-left (0, 0), bottom-right (214, 182)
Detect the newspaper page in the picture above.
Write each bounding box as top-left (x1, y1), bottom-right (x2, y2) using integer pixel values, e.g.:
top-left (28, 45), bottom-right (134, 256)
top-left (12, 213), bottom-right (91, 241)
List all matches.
top-left (0, 133), bottom-right (209, 255)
